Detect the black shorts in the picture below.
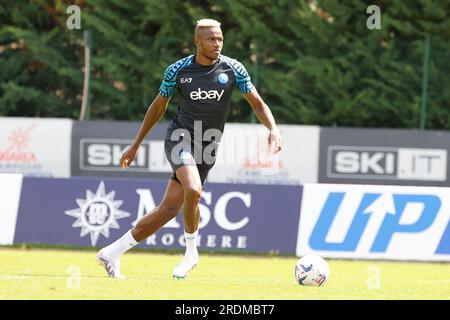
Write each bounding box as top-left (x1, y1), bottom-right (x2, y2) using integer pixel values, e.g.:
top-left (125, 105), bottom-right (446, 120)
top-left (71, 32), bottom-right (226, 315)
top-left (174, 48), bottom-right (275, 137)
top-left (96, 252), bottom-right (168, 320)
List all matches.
top-left (164, 138), bottom-right (217, 185)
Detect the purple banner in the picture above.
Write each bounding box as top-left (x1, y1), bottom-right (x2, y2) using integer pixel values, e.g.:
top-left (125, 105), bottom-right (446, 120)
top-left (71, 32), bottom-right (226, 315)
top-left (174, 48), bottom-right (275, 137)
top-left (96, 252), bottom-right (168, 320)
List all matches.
top-left (14, 177), bottom-right (302, 254)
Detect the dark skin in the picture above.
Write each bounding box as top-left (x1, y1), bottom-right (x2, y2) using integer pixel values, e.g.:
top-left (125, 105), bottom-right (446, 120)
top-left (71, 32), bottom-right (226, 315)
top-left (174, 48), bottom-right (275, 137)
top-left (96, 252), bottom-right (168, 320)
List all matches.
top-left (120, 26), bottom-right (283, 242)
top-left (194, 26), bottom-right (223, 64)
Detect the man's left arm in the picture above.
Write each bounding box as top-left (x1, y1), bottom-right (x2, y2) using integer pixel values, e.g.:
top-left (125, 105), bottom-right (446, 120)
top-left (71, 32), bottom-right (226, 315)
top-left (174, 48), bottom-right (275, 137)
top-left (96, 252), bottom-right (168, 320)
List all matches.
top-left (243, 89), bottom-right (283, 154)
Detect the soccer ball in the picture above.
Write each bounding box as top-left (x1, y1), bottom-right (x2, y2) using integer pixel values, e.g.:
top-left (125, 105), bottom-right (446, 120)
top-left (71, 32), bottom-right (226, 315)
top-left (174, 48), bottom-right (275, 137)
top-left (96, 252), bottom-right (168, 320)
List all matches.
top-left (295, 255), bottom-right (330, 286)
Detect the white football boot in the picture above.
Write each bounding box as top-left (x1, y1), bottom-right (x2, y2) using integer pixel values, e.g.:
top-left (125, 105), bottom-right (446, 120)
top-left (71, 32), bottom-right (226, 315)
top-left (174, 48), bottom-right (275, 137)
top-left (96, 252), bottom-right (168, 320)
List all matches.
top-left (172, 253), bottom-right (199, 279)
top-left (96, 249), bottom-right (126, 280)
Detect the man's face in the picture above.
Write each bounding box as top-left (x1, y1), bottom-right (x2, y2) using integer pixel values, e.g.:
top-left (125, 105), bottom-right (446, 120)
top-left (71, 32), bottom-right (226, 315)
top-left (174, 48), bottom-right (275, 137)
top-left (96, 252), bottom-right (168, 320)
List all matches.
top-left (195, 27), bottom-right (223, 61)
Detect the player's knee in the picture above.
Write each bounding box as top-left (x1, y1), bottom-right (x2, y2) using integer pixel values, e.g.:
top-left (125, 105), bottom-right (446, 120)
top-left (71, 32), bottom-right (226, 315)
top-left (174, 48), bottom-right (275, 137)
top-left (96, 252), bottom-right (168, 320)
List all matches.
top-left (184, 185), bottom-right (202, 201)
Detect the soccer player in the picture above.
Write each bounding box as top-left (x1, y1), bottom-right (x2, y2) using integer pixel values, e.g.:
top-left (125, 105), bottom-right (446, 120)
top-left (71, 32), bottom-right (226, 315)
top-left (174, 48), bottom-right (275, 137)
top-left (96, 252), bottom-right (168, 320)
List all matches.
top-left (96, 19), bottom-right (283, 279)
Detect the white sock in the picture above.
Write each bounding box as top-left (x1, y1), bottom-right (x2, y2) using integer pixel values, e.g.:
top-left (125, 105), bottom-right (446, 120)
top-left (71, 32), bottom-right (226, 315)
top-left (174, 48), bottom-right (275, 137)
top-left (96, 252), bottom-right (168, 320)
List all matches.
top-left (184, 230), bottom-right (198, 257)
top-left (103, 230), bottom-right (138, 258)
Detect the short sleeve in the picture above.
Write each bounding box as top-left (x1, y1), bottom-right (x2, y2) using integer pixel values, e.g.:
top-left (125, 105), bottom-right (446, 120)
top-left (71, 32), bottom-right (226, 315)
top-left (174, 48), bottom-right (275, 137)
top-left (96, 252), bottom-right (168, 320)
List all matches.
top-left (233, 61), bottom-right (254, 94)
top-left (158, 55), bottom-right (194, 98)
top-left (221, 56), bottom-right (255, 94)
top-left (159, 64), bottom-right (177, 98)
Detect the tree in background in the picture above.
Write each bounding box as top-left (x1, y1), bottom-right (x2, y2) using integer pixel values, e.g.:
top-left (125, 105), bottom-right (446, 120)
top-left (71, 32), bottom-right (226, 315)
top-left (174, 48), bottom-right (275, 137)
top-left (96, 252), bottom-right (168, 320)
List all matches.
top-left (0, 0), bottom-right (83, 118)
top-left (0, 0), bottom-right (449, 129)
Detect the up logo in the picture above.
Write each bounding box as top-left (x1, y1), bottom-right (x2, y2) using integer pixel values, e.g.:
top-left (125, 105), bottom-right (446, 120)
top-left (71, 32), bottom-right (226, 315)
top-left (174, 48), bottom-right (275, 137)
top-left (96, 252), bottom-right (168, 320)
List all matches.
top-left (297, 184), bottom-right (450, 261)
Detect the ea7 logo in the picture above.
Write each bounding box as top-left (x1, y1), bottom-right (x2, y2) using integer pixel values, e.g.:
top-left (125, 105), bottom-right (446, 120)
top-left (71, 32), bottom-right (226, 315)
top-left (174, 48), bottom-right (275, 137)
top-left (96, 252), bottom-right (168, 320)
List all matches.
top-left (297, 185), bottom-right (450, 260)
top-left (181, 78), bottom-right (192, 83)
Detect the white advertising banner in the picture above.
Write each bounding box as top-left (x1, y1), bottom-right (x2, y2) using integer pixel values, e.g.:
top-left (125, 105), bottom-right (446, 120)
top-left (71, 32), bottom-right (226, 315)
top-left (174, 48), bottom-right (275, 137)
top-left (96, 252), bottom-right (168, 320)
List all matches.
top-left (207, 123), bottom-right (320, 185)
top-left (296, 183), bottom-right (450, 261)
top-left (0, 173), bottom-right (23, 245)
top-left (0, 117), bottom-right (72, 177)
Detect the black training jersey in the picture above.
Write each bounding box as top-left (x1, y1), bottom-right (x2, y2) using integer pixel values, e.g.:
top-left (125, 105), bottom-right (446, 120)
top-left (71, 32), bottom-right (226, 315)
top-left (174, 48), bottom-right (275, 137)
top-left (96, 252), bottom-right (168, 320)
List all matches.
top-left (159, 54), bottom-right (254, 140)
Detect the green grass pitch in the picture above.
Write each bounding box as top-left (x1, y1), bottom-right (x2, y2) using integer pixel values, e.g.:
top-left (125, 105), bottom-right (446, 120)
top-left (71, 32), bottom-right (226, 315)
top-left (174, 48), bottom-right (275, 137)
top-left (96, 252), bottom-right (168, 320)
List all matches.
top-left (0, 247), bottom-right (449, 300)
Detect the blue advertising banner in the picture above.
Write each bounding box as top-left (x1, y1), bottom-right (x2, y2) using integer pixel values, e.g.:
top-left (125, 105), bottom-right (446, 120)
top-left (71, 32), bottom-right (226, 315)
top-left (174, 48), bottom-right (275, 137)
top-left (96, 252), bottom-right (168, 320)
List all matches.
top-left (14, 177), bottom-right (302, 254)
top-left (296, 183), bottom-right (450, 261)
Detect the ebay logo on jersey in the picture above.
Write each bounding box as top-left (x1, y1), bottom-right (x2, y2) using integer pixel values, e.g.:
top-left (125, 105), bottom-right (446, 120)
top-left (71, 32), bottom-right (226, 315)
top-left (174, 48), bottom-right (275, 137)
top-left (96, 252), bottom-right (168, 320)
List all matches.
top-left (296, 184), bottom-right (450, 261)
top-left (190, 88), bottom-right (224, 101)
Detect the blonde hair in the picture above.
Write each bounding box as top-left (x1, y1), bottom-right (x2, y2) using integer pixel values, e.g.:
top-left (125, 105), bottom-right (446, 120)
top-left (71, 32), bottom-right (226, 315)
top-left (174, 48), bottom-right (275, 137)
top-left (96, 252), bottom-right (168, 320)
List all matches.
top-left (196, 19), bottom-right (221, 28)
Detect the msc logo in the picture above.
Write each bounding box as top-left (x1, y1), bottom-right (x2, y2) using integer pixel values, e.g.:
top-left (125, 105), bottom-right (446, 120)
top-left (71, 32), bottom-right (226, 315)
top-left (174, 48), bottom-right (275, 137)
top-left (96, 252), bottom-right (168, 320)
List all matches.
top-left (190, 88), bottom-right (224, 101)
top-left (327, 146), bottom-right (447, 181)
top-left (65, 182), bottom-right (131, 246)
top-left (300, 186), bottom-right (450, 258)
top-left (133, 188), bottom-right (251, 249)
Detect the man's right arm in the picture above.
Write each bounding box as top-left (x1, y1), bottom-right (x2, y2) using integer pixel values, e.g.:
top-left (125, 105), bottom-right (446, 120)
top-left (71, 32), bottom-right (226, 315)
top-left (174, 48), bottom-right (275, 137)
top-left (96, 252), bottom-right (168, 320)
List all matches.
top-left (120, 93), bottom-right (170, 168)
top-left (131, 93), bottom-right (170, 148)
